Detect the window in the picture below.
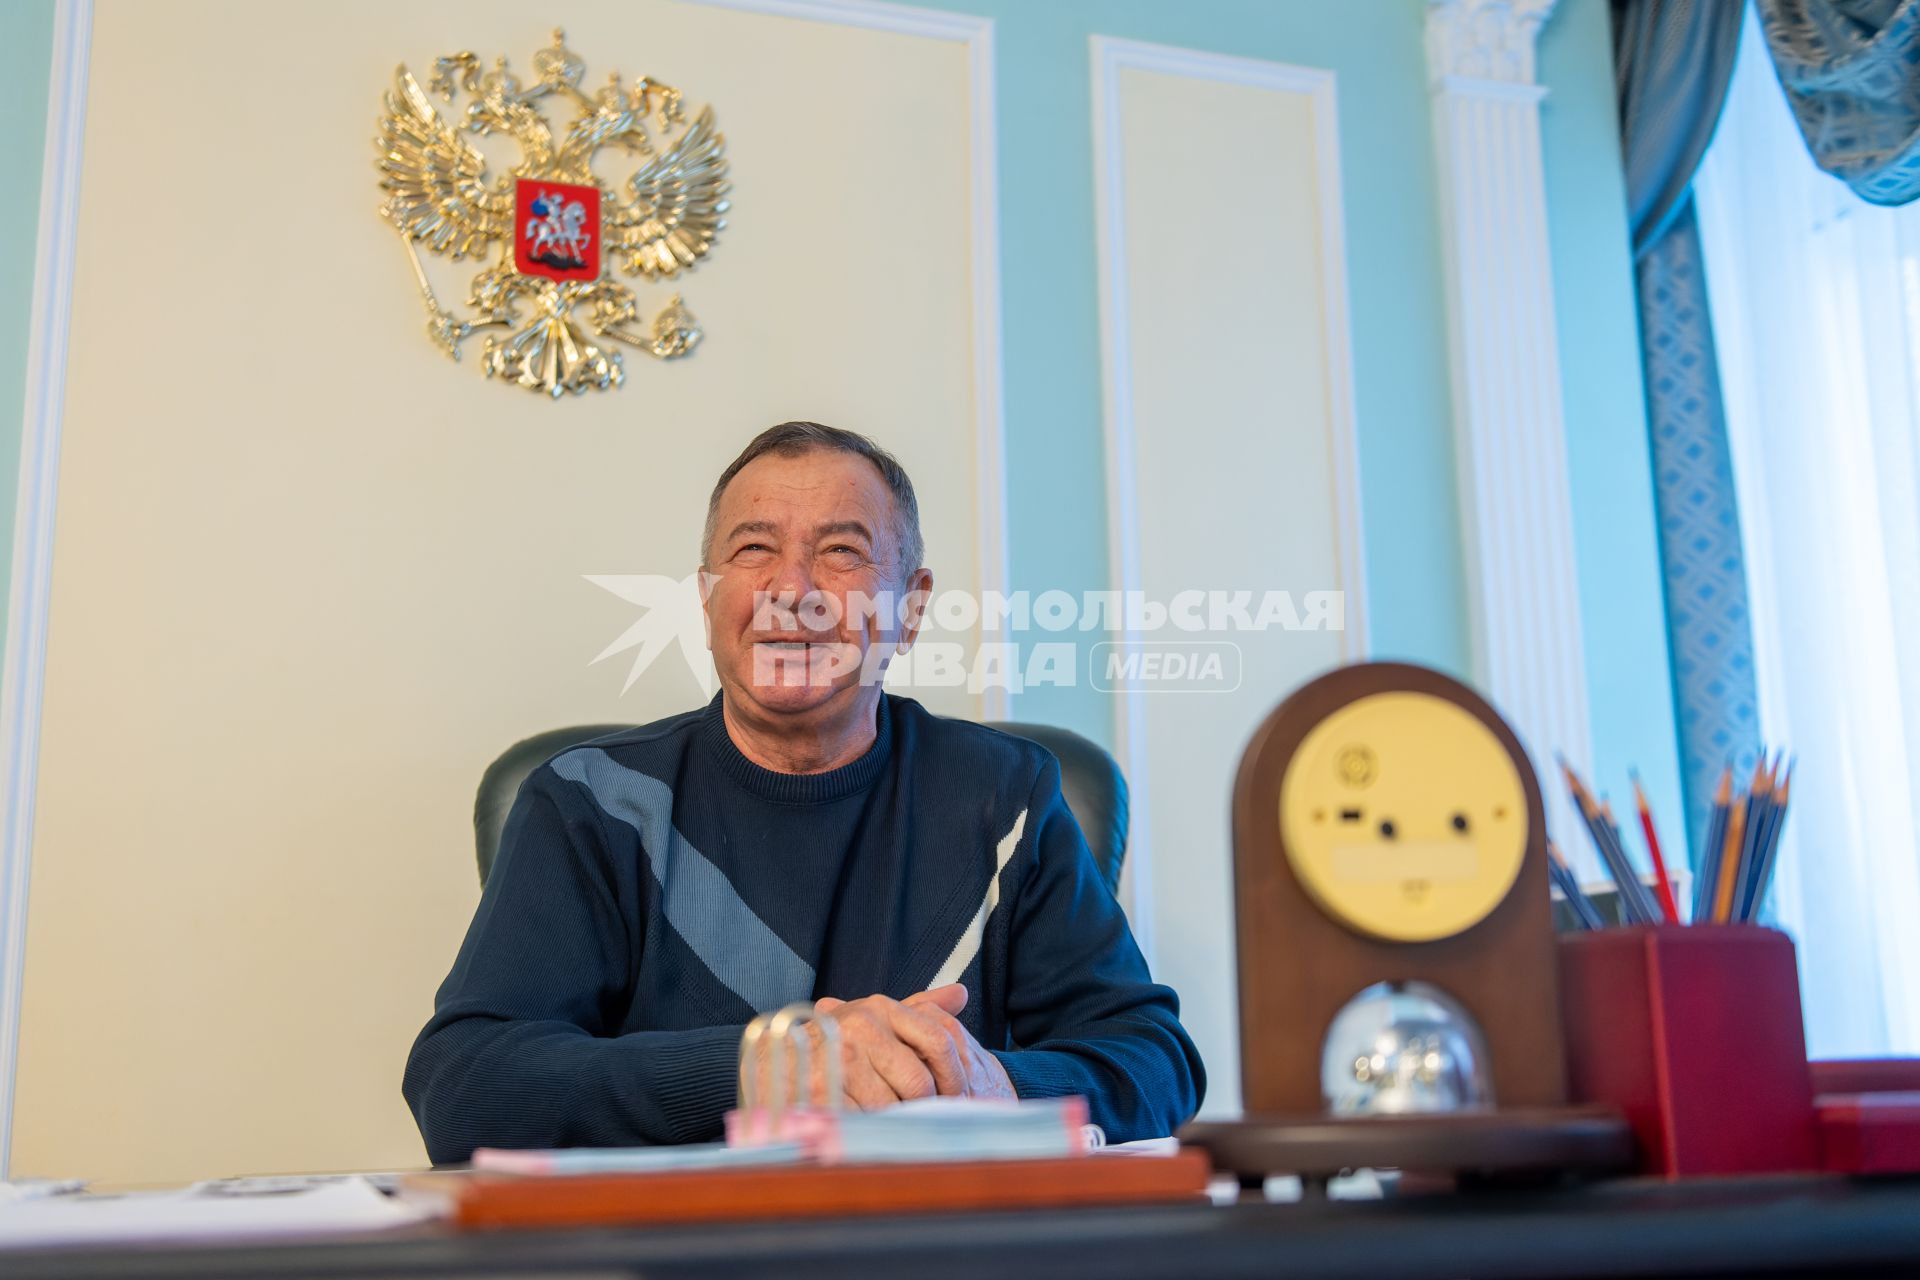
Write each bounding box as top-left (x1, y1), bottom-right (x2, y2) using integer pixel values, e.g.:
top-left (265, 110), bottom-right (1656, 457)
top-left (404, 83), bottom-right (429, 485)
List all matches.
top-left (1693, 8), bottom-right (1920, 1056)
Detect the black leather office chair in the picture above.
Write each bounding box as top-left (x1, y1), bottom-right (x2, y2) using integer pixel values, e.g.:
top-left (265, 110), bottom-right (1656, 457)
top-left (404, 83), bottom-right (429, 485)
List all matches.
top-left (474, 718), bottom-right (1129, 896)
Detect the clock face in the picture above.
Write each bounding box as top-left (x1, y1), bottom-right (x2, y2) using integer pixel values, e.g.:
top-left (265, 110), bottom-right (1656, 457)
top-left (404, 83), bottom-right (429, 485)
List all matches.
top-left (1279, 690), bottom-right (1528, 942)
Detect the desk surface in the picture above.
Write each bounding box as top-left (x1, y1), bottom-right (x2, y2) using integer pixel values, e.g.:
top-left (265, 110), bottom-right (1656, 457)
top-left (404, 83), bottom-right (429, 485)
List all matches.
top-left (7, 1172), bottom-right (1920, 1279)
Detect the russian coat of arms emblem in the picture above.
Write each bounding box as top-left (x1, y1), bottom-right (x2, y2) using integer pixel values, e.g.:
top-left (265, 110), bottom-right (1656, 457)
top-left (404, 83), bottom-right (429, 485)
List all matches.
top-left (375, 29), bottom-right (728, 398)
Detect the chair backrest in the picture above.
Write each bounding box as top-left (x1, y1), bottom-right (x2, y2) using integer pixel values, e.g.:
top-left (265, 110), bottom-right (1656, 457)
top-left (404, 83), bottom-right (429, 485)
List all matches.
top-left (473, 718), bottom-right (1130, 895)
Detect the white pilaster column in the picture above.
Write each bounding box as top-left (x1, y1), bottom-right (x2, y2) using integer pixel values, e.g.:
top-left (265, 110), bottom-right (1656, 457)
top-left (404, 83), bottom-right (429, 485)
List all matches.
top-left (1427, 0), bottom-right (1598, 871)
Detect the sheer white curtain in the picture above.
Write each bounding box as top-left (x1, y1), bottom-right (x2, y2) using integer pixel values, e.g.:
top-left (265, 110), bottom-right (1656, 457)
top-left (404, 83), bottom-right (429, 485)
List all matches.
top-left (1694, 8), bottom-right (1920, 1058)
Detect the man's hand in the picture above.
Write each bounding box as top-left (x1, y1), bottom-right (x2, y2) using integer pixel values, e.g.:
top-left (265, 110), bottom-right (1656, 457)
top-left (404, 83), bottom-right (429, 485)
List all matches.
top-left (813, 983), bottom-right (1015, 1110)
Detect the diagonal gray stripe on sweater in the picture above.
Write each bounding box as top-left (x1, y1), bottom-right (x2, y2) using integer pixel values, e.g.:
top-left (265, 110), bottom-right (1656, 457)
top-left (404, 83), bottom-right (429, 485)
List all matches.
top-left (548, 747), bottom-right (815, 1013)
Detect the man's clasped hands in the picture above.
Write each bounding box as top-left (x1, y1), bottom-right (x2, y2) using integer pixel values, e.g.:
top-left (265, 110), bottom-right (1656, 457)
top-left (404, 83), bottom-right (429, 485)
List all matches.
top-left (746, 983), bottom-right (1015, 1110)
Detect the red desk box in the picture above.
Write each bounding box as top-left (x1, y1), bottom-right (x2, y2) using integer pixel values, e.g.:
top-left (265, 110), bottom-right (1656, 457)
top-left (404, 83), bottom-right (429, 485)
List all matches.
top-left (1811, 1059), bottom-right (1920, 1174)
top-left (1558, 925), bottom-right (1820, 1178)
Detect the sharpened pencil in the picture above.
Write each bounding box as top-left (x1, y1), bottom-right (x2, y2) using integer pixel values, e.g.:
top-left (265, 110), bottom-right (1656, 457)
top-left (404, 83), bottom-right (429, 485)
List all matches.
top-left (1734, 759), bottom-right (1776, 920)
top-left (1561, 757), bottom-right (1655, 924)
top-left (1631, 772), bottom-right (1681, 924)
top-left (1741, 759), bottom-right (1794, 923)
top-left (1693, 765), bottom-right (1733, 923)
top-left (1732, 756), bottom-right (1778, 921)
top-left (1547, 838), bottom-right (1605, 930)
top-left (1712, 758), bottom-right (1767, 923)
top-left (1600, 798), bottom-right (1663, 925)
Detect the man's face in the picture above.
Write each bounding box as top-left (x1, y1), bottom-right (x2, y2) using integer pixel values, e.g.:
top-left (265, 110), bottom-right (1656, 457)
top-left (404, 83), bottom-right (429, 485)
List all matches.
top-left (702, 448), bottom-right (929, 722)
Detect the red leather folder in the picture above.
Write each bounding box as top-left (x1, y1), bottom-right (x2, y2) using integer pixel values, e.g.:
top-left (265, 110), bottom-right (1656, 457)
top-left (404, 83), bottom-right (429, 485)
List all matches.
top-left (424, 1152), bottom-right (1214, 1230)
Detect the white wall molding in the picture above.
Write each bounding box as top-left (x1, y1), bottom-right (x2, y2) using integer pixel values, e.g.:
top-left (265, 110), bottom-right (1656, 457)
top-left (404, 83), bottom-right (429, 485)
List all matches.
top-left (1425, 0), bottom-right (1595, 865)
top-left (683, 0), bottom-right (1010, 718)
top-left (1089, 36), bottom-right (1146, 944)
top-left (1091, 34), bottom-right (1370, 955)
top-left (685, 0), bottom-right (986, 40)
top-left (0, 0), bottom-right (93, 1180)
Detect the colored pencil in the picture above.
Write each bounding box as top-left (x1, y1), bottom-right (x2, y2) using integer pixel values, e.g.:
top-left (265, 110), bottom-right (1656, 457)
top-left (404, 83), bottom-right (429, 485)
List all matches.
top-left (1709, 790), bottom-right (1747, 924)
top-left (1692, 765), bottom-right (1733, 923)
top-left (1630, 772), bottom-right (1681, 924)
top-left (1549, 749), bottom-right (1800, 929)
top-left (1545, 858), bottom-right (1594, 929)
top-left (1731, 756), bottom-right (1778, 921)
top-left (1600, 798), bottom-right (1663, 925)
top-left (1740, 759), bottom-right (1793, 923)
top-left (1740, 757), bottom-right (1778, 917)
top-left (1560, 758), bottom-right (1655, 924)
top-left (1711, 759), bottom-right (1766, 923)
top-left (1547, 839), bottom-right (1605, 930)
top-left (1558, 761), bottom-right (1620, 921)
top-left (1755, 761), bottom-right (1793, 920)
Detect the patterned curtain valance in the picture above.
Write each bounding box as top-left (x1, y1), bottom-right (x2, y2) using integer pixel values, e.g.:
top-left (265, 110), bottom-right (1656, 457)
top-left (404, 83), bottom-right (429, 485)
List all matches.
top-left (1757, 0), bottom-right (1920, 205)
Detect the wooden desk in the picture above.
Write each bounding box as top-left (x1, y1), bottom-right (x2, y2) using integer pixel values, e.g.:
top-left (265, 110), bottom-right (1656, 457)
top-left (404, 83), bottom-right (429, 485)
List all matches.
top-left (6, 1172), bottom-right (1920, 1278)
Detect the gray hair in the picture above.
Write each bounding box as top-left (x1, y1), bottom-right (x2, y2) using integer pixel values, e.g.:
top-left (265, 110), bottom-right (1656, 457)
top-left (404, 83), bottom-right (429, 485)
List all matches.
top-left (700, 421), bottom-right (925, 581)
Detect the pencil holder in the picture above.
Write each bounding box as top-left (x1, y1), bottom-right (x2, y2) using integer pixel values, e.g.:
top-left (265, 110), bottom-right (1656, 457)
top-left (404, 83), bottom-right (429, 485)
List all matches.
top-left (1558, 925), bottom-right (1819, 1178)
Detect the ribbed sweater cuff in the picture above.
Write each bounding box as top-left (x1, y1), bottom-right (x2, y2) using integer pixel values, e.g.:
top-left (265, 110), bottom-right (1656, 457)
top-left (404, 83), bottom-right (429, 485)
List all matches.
top-left (991, 1049), bottom-right (1089, 1102)
top-left (621, 1023), bottom-right (744, 1142)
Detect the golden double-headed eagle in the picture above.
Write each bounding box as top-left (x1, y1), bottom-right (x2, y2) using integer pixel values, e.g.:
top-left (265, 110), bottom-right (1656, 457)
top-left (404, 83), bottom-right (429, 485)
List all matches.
top-left (376, 29), bottom-right (729, 398)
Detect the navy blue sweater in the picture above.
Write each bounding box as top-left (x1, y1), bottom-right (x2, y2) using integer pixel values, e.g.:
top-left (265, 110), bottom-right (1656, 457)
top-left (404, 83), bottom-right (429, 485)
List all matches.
top-left (403, 694), bottom-right (1203, 1162)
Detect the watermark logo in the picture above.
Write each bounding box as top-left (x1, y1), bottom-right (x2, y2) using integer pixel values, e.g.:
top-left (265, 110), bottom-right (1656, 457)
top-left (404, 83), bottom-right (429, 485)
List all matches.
top-left (586, 581), bottom-right (1342, 695)
top-left (585, 572), bottom-right (719, 695)
top-left (1091, 641), bottom-right (1242, 693)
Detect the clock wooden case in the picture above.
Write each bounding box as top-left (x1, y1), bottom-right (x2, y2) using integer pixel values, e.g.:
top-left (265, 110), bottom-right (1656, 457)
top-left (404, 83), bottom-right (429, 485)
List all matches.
top-left (1232, 661), bottom-right (1567, 1113)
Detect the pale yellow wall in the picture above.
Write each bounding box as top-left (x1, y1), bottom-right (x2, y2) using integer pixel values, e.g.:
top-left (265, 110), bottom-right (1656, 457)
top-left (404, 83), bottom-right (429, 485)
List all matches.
top-left (1108, 63), bottom-right (1360, 1117)
top-left (11, 0), bottom-right (989, 1183)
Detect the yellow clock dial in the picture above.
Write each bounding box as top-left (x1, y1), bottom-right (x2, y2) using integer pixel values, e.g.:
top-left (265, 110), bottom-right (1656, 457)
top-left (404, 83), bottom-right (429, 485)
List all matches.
top-left (1279, 691), bottom-right (1528, 942)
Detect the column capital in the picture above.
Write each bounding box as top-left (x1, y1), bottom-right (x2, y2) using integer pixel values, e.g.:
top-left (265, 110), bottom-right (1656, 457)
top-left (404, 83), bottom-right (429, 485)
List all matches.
top-left (1427, 0), bottom-right (1558, 87)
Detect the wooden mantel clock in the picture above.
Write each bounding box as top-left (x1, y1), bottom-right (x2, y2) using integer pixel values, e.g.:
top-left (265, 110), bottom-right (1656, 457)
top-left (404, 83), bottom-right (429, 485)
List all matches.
top-left (1182, 662), bottom-right (1632, 1185)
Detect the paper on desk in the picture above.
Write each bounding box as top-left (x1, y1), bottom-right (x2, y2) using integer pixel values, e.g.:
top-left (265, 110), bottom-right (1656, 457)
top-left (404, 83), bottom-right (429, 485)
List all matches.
top-left (473, 1141), bottom-right (806, 1175)
top-left (0, 1175), bottom-right (437, 1251)
top-left (831, 1095), bottom-right (1090, 1162)
top-left (1094, 1136), bottom-right (1182, 1157)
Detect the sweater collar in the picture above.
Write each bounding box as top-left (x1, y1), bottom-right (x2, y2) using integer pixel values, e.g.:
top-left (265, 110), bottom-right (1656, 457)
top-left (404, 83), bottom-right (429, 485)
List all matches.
top-left (701, 692), bottom-right (893, 804)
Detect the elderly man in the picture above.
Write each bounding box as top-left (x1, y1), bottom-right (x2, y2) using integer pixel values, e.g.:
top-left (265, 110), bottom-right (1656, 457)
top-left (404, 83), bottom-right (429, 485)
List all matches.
top-left (403, 422), bottom-right (1203, 1161)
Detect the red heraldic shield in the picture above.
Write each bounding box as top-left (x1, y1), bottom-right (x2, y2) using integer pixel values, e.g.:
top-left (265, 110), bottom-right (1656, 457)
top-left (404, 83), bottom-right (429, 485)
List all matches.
top-left (514, 179), bottom-right (602, 282)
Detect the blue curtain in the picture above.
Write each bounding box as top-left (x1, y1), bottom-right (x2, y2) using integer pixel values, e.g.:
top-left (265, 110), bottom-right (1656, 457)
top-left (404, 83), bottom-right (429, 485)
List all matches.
top-left (1613, 1), bottom-right (1757, 862)
top-left (1616, 0), bottom-right (1746, 252)
top-left (1636, 204), bottom-right (1761, 860)
top-left (1757, 0), bottom-right (1920, 205)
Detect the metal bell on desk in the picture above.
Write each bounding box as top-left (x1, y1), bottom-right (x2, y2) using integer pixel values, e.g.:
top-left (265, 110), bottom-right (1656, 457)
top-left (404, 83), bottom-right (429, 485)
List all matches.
top-left (1321, 981), bottom-right (1494, 1115)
